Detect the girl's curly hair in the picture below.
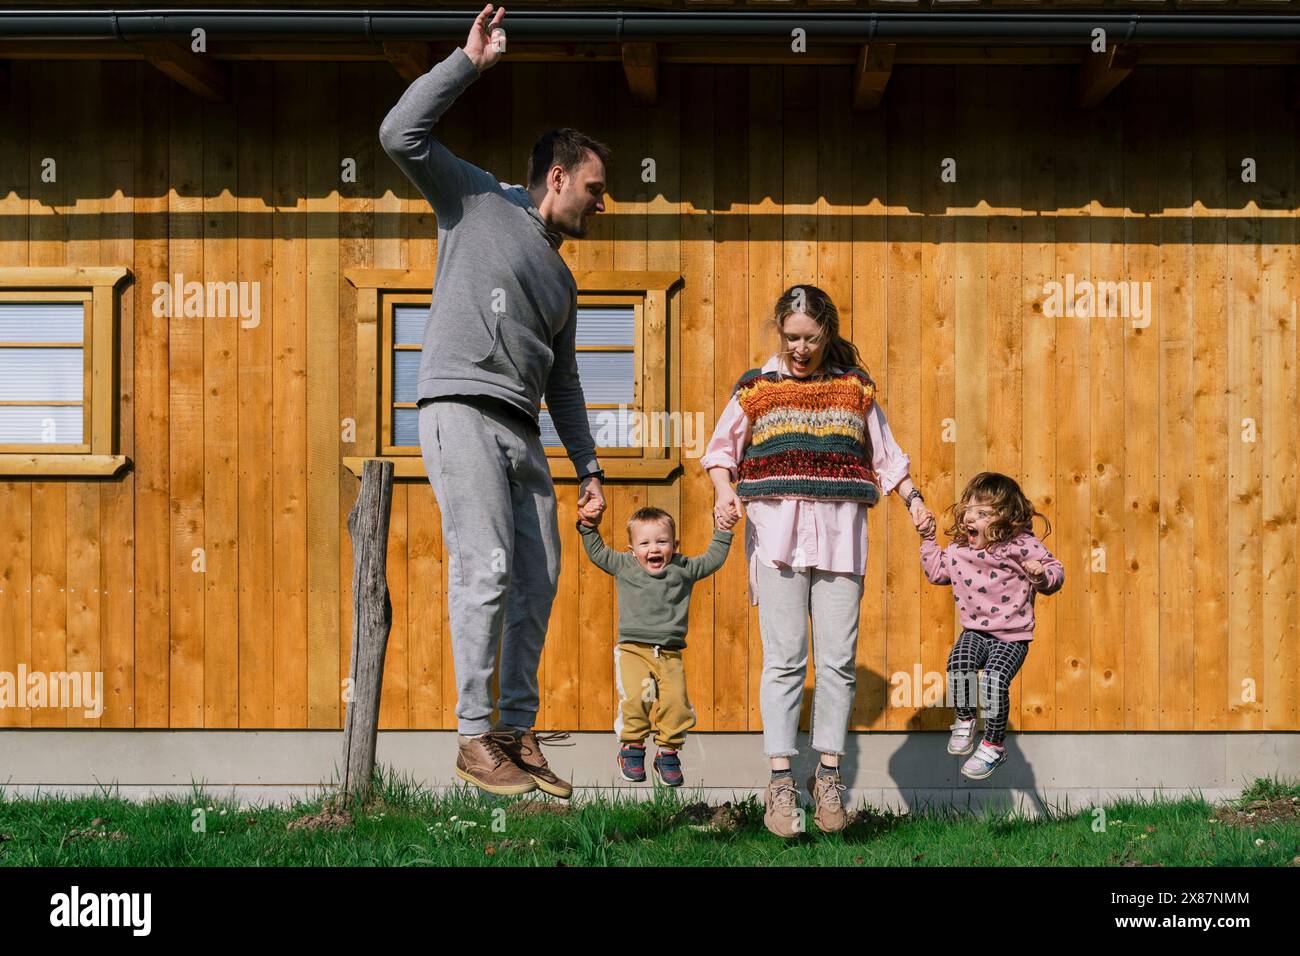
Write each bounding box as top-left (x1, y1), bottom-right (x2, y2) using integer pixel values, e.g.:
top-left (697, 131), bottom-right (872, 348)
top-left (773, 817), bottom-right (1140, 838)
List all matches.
top-left (941, 472), bottom-right (1052, 547)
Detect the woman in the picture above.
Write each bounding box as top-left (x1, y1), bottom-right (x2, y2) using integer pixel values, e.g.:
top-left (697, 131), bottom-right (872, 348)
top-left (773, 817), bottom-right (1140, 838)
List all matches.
top-left (701, 284), bottom-right (932, 837)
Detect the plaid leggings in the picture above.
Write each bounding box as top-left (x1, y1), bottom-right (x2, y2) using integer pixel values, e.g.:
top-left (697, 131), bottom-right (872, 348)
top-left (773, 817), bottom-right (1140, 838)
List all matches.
top-left (946, 630), bottom-right (1030, 745)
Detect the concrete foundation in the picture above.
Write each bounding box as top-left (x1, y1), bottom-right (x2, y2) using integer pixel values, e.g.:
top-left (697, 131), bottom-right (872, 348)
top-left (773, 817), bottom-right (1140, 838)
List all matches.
top-left (1, 731), bottom-right (1295, 817)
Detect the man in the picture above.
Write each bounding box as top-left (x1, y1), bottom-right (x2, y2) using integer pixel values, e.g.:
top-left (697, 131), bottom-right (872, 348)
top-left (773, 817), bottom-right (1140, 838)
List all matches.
top-left (379, 4), bottom-right (608, 798)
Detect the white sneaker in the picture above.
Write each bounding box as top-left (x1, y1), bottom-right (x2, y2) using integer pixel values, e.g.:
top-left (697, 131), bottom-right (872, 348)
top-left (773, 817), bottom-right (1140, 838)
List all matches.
top-left (961, 741), bottom-right (1008, 780)
top-left (947, 716), bottom-right (978, 755)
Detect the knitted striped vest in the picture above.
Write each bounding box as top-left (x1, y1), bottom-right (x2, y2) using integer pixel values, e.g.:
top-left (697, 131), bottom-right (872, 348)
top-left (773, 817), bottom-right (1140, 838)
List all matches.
top-left (734, 366), bottom-right (881, 506)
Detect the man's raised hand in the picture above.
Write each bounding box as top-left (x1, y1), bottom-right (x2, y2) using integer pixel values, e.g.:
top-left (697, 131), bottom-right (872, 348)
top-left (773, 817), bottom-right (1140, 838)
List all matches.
top-left (463, 4), bottom-right (507, 73)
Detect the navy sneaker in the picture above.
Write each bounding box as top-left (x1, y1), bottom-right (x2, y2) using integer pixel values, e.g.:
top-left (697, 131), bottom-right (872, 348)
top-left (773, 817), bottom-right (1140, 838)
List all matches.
top-left (653, 748), bottom-right (684, 787)
top-left (617, 742), bottom-right (647, 782)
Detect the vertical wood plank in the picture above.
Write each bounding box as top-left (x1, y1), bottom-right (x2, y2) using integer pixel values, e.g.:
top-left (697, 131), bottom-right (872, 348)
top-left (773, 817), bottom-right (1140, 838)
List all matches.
top-left (1087, 83), bottom-right (1126, 730)
top-left (1055, 74), bottom-right (1092, 731)
top-left (1123, 70), bottom-right (1162, 731)
top-left (0, 61), bottom-right (33, 729)
top-left (100, 60), bottom-right (137, 728)
top-left (1257, 70), bottom-right (1298, 731)
top-left (134, 64), bottom-right (171, 727)
top-left (272, 63), bottom-right (309, 727)
top-left (237, 61), bottom-right (275, 727)
top-left (1191, 67), bottom-right (1229, 731)
top-left (305, 63), bottom-right (342, 728)
top-left (168, 76), bottom-right (206, 729)
top-left (29, 62), bottom-right (69, 728)
top-left (203, 70), bottom-right (240, 728)
top-left (65, 61), bottom-right (102, 728)
top-left (1225, 69), bottom-right (1263, 731)
top-left (1157, 66), bottom-right (1197, 730)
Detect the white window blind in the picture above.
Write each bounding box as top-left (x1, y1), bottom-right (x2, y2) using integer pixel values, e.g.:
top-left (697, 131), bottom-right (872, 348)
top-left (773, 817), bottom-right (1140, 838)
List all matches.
top-left (0, 302), bottom-right (85, 445)
top-left (390, 303), bottom-right (638, 449)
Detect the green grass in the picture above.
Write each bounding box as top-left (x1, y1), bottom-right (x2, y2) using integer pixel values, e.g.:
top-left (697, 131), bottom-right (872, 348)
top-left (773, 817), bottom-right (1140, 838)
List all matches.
top-left (1, 770), bottom-right (1296, 867)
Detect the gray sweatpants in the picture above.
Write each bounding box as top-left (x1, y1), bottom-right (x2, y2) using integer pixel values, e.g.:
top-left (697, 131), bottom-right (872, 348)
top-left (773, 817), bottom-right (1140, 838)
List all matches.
top-left (418, 400), bottom-right (561, 735)
top-left (755, 561), bottom-right (865, 757)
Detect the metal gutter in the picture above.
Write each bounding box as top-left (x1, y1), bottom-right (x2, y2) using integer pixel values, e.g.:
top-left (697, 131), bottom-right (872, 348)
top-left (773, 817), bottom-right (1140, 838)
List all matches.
top-left (1, 9), bottom-right (1299, 43)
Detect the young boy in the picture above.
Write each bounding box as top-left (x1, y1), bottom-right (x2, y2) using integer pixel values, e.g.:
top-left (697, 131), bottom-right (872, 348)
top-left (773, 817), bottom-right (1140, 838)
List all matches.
top-left (577, 506), bottom-right (732, 787)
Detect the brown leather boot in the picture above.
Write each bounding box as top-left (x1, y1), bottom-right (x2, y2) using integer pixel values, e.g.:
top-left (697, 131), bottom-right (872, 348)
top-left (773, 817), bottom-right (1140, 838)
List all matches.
top-left (455, 732), bottom-right (538, 796)
top-left (495, 728), bottom-right (574, 799)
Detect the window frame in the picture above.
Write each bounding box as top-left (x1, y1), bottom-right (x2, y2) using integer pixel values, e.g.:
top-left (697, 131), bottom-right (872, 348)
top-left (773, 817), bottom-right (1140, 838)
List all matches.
top-left (344, 268), bottom-right (683, 481)
top-left (0, 267), bottom-right (131, 477)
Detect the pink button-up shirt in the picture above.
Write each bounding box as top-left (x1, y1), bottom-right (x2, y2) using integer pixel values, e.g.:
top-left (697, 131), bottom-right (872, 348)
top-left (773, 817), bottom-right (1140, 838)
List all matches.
top-left (700, 355), bottom-right (912, 605)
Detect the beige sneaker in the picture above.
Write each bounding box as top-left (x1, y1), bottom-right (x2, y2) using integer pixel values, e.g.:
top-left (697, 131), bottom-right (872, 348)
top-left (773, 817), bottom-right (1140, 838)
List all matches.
top-left (495, 728), bottom-right (574, 799)
top-left (455, 732), bottom-right (538, 796)
top-left (764, 775), bottom-right (804, 838)
top-left (807, 768), bottom-right (849, 833)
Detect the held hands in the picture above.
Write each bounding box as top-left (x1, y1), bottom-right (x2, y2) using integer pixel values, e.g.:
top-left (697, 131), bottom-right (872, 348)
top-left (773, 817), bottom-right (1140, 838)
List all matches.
top-left (577, 475), bottom-right (606, 528)
top-left (463, 4), bottom-right (507, 73)
top-left (714, 486), bottom-right (742, 532)
top-left (911, 498), bottom-right (937, 539)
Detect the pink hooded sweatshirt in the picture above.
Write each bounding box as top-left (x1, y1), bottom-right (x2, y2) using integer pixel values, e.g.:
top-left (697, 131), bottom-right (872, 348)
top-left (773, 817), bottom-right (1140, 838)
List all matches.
top-left (919, 531), bottom-right (1064, 642)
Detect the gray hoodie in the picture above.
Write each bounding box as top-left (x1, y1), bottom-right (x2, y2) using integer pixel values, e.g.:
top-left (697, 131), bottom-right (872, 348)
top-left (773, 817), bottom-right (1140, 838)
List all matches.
top-left (378, 46), bottom-right (599, 476)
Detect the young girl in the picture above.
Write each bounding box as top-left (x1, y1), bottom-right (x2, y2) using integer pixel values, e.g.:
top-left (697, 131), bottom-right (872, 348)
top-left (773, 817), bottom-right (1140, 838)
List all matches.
top-left (917, 472), bottom-right (1064, 780)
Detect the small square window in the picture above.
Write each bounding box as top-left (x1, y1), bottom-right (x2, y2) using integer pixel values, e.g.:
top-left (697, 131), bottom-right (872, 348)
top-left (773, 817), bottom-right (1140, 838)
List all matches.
top-left (0, 268), bottom-right (131, 477)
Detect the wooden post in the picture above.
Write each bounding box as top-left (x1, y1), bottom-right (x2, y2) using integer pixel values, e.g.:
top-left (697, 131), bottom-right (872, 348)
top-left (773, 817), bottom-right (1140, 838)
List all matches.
top-left (341, 459), bottom-right (395, 805)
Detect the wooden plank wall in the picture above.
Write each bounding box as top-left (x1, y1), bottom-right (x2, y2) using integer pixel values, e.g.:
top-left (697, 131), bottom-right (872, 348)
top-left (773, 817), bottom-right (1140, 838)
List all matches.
top-left (0, 59), bottom-right (1296, 732)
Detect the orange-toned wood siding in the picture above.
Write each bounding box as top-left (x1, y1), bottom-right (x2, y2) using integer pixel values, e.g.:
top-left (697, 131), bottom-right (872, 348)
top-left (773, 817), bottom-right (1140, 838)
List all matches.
top-left (0, 59), bottom-right (1296, 732)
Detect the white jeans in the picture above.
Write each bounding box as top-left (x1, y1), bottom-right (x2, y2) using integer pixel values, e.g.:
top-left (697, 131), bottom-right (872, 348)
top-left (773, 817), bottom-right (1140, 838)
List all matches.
top-left (754, 561), bottom-right (865, 757)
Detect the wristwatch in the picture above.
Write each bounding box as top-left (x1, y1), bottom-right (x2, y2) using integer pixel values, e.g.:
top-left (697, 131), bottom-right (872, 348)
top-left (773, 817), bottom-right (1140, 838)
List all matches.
top-left (581, 468), bottom-right (606, 484)
top-left (904, 488), bottom-right (924, 508)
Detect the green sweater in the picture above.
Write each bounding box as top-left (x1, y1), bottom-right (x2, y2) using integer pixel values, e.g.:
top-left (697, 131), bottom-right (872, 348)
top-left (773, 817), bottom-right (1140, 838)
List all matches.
top-left (577, 523), bottom-right (733, 649)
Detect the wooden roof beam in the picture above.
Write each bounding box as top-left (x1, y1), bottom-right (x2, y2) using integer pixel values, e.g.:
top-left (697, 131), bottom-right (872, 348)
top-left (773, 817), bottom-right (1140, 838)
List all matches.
top-left (1074, 44), bottom-right (1139, 109)
top-left (383, 40), bottom-right (434, 84)
top-left (852, 43), bottom-right (896, 111)
top-left (621, 41), bottom-right (658, 106)
top-left (135, 37), bottom-right (229, 102)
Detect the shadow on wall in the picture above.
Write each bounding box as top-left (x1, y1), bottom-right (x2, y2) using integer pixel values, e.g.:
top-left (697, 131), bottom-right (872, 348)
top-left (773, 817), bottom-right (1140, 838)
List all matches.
top-left (885, 731), bottom-right (1043, 817)
top-left (781, 664), bottom-right (1044, 814)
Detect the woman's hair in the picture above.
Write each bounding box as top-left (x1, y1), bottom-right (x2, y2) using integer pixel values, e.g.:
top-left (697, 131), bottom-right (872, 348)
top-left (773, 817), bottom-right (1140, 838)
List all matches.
top-left (771, 284), bottom-right (868, 378)
top-left (941, 472), bottom-right (1052, 547)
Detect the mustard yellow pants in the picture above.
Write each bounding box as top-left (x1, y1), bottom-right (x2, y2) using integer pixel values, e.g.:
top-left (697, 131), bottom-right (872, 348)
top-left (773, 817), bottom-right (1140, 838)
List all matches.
top-left (613, 641), bottom-right (696, 749)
